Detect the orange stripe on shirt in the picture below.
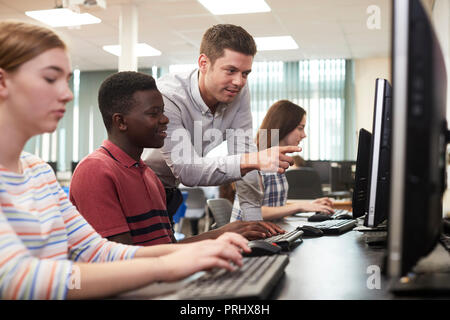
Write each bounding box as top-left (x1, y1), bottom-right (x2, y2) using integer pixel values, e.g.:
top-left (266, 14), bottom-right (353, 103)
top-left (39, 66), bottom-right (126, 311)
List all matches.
top-left (17, 226), bottom-right (66, 236)
top-left (1, 203), bottom-right (14, 207)
top-left (45, 262), bottom-right (57, 300)
top-left (36, 202), bottom-right (58, 213)
top-left (0, 248), bottom-right (28, 269)
top-left (22, 160), bottom-right (47, 170)
top-left (41, 251), bottom-right (67, 260)
top-left (2, 201), bottom-right (58, 214)
top-left (63, 213), bottom-right (78, 224)
top-left (68, 230), bottom-right (95, 250)
top-left (12, 264), bottom-right (31, 300)
top-left (4, 180), bottom-right (57, 196)
top-left (0, 230), bottom-right (15, 236)
top-left (87, 241), bottom-right (105, 262)
top-left (119, 248), bottom-right (127, 260)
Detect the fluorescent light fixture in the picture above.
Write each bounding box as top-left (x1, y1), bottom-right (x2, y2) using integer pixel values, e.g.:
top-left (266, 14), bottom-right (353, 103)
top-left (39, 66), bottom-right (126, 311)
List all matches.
top-left (25, 8), bottom-right (101, 27)
top-left (198, 0), bottom-right (271, 15)
top-left (254, 36), bottom-right (299, 51)
top-left (102, 43), bottom-right (162, 57)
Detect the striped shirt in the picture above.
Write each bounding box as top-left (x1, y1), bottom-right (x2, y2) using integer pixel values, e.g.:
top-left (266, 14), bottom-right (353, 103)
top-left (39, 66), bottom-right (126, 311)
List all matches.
top-left (231, 172), bottom-right (289, 221)
top-left (0, 152), bottom-right (139, 300)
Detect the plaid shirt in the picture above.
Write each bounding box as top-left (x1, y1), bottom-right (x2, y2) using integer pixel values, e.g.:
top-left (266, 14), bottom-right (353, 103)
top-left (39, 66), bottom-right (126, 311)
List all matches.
top-left (231, 172), bottom-right (289, 221)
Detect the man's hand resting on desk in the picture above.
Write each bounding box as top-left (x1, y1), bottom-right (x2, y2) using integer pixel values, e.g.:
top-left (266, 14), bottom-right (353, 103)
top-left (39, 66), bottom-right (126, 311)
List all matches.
top-left (217, 220), bottom-right (286, 240)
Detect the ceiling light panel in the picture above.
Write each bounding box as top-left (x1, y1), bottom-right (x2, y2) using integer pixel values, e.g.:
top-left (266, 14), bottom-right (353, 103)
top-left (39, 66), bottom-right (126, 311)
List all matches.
top-left (25, 8), bottom-right (101, 27)
top-left (254, 36), bottom-right (299, 51)
top-left (197, 0), bottom-right (271, 15)
top-left (102, 43), bottom-right (162, 57)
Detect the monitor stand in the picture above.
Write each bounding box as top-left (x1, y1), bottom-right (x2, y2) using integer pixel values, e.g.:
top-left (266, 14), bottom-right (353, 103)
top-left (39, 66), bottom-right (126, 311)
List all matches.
top-left (390, 243), bottom-right (450, 295)
top-left (354, 219), bottom-right (388, 247)
top-left (390, 273), bottom-right (450, 295)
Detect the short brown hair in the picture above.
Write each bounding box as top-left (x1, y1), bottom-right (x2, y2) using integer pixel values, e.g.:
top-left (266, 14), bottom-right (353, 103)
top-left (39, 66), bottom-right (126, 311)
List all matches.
top-left (0, 20), bottom-right (66, 72)
top-left (200, 24), bottom-right (257, 65)
top-left (257, 100), bottom-right (306, 150)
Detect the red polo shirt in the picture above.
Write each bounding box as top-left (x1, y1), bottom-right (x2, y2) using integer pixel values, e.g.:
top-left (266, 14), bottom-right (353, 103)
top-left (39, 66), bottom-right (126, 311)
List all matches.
top-left (70, 140), bottom-right (174, 246)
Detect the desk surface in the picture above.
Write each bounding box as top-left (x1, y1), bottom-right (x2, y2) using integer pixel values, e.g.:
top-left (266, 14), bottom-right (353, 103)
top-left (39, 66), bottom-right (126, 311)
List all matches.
top-left (273, 223), bottom-right (391, 299)
top-left (275, 218), bottom-right (450, 299)
top-left (119, 218), bottom-right (450, 300)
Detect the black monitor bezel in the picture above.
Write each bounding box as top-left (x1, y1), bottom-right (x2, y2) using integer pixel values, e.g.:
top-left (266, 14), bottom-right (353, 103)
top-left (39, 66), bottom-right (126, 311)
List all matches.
top-left (387, 0), bottom-right (447, 278)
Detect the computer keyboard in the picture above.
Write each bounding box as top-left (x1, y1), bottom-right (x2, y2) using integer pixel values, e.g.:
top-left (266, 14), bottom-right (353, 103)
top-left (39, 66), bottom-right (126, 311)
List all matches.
top-left (313, 219), bottom-right (357, 235)
top-left (263, 226), bottom-right (304, 250)
top-left (176, 255), bottom-right (289, 300)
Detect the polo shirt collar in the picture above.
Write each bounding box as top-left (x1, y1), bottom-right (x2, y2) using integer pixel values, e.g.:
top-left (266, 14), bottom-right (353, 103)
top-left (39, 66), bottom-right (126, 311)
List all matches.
top-left (101, 140), bottom-right (145, 168)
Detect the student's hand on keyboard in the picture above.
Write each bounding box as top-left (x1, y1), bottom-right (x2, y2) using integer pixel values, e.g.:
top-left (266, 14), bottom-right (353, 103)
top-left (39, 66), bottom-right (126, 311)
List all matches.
top-left (312, 197), bottom-right (334, 207)
top-left (299, 202), bottom-right (334, 215)
top-left (215, 232), bottom-right (251, 253)
top-left (158, 233), bottom-right (249, 281)
top-left (218, 221), bottom-right (286, 240)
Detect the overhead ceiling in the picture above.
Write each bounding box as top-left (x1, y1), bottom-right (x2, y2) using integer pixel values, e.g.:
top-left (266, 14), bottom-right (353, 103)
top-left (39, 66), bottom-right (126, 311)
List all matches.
top-left (0, 0), bottom-right (392, 71)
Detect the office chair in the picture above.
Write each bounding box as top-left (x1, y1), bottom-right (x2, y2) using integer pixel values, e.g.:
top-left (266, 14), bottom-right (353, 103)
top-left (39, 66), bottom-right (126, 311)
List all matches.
top-left (285, 168), bottom-right (324, 199)
top-left (207, 198), bottom-right (233, 229)
top-left (172, 191), bottom-right (188, 241)
top-left (71, 161), bottom-right (79, 173)
top-left (47, 161), bottom-right (58, 174)
top-left (179, 187), bottom-right (209, 235)
top-left (305, 160), bottom-right (331, 184)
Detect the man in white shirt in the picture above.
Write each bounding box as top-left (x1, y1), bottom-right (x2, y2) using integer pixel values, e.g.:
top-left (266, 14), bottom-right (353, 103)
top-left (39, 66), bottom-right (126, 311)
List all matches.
top-left (143, 24), bottom-right (299, 223)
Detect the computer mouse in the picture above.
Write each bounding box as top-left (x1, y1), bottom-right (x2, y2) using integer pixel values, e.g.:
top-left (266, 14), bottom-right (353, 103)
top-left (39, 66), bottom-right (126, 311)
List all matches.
top-left (243, 240), bottom-right (282, 257)
top-left (308, 213), bottom-right (333, 222)
top-left (334, 214), bottom-right (353, 220)
top-left (299, 225), bottom-right (324, 237)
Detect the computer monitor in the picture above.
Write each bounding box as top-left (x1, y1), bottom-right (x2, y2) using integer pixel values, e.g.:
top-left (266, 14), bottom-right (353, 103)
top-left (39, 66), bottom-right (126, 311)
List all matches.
top-left (352, 128), bottom-right (372, 219)
top-left (365, 78), bottom-right (392, 228)
top-left (387, 0), bottom-right (448, 279)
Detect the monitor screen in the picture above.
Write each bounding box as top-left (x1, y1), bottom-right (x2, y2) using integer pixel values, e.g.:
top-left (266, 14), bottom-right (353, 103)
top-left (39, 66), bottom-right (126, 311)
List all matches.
top-left (352, 128), bottom-right (372, 219)
top-left (365, 78), bottom-right (392, 228)
top-left (387, 0), bottom-right (448, 278)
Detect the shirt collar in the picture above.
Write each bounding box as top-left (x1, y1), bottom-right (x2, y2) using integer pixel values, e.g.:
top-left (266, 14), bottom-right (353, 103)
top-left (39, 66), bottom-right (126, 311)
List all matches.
top-left (101, 140), bottom-right (145, 168)
top-left (190, 69), bottom-right (228, 115)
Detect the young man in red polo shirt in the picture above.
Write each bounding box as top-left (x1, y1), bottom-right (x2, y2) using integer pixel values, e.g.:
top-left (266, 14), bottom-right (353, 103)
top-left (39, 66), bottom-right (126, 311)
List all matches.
top-left (69, 71), bottom-right (284, 246)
